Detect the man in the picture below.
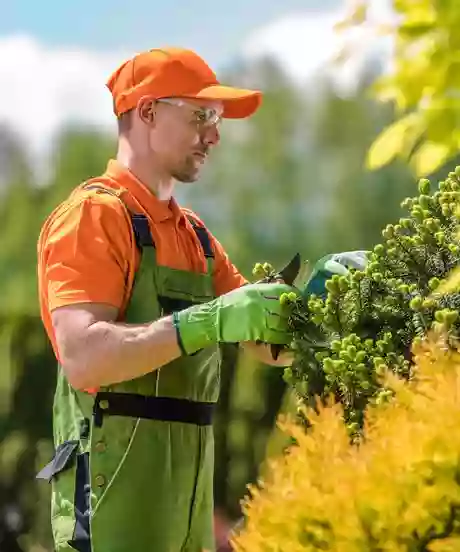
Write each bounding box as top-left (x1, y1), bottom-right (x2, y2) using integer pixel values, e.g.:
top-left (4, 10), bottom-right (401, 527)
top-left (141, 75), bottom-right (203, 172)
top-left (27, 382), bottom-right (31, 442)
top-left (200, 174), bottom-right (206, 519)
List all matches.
top-left (36, 47), bottom-right (298, 552)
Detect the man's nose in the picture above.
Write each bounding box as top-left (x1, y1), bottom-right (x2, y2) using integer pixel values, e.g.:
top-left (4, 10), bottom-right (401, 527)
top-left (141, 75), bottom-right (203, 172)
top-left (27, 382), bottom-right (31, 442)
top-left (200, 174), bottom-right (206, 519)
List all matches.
top-left (202, 124), bottom-right (220, 146)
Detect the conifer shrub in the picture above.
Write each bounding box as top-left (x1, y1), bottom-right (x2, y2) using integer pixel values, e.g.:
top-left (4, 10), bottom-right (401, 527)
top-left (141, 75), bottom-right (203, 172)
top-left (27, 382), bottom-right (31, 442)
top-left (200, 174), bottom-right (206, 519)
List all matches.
top-left (232, 340), bottom-right (460, 551)
top-left (253, 167), bottom-right (460, 434)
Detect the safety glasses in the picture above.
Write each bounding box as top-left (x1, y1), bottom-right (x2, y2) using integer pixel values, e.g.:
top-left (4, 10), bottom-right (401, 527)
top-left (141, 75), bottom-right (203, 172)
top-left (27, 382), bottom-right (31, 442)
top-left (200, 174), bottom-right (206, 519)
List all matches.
top-left (156, 98), bottom-right (223, 128)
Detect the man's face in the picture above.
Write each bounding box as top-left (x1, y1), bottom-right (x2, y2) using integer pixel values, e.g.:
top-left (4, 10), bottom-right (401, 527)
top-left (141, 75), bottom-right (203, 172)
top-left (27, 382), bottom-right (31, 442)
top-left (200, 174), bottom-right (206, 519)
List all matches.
top-left (144, 97), bottom-right (223, 183)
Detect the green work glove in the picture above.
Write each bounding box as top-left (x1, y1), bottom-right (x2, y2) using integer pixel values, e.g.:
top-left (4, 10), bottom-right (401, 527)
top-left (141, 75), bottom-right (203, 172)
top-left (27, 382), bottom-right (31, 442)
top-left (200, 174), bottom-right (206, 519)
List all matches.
top-left (173, 282), bottom-right (298, 355)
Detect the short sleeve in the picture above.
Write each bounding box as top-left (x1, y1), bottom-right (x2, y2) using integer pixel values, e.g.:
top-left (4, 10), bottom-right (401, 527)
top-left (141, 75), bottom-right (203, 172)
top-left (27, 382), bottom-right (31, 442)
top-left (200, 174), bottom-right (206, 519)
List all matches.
top-left (210, 234), bottom-right (248, 296)
top-left (41, 195), bottom-right (134, 312)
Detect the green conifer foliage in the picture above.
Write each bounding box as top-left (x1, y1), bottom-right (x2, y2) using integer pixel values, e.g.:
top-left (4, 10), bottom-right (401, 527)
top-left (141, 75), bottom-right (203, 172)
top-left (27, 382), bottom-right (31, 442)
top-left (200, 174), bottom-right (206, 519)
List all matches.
top-left (255, 168), bottom-right (460, 435)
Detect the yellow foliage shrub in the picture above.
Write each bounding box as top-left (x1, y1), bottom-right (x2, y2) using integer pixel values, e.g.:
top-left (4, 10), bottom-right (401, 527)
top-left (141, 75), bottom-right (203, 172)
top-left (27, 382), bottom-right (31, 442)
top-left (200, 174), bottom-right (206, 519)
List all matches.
top-left (232, 340), bottom-right (460, 551)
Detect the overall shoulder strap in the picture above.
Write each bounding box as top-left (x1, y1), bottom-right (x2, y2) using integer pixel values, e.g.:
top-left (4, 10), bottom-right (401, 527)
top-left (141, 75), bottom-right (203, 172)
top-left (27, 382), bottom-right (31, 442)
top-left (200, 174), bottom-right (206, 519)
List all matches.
top-left (186, 216), bottom-right (214, 259)
top-left (83, 183), bottom-right (214, 266)
top-left (83, 183), bottom-right (153, 248)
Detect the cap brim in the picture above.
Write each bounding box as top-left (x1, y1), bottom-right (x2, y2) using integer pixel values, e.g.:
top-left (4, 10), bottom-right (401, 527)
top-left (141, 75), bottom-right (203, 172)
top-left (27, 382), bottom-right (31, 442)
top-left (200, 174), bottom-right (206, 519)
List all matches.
top-left (192, 85), bottom-right (262, 119)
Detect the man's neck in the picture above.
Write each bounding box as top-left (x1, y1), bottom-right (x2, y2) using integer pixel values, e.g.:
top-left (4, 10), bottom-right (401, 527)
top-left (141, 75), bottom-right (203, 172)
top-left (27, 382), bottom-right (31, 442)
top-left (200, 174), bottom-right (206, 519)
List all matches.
top-left (116, 147), bottom-right (175, 201)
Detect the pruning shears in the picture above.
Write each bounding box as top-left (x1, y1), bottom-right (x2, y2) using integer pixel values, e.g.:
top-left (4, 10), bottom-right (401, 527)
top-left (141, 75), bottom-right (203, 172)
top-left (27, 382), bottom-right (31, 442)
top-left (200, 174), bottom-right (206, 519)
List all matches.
top-left (269, 252), bottom-right (303, 359)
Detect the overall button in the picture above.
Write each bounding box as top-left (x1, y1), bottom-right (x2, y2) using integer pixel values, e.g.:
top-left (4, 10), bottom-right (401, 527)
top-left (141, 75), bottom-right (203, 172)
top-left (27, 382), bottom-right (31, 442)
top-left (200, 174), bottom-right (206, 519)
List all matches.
top-left (94, 441), bottom-right (107, 453)
top-left (99, 399), bottom-right (109, 410)
top-left (94, 474), bottom-right (106, 487)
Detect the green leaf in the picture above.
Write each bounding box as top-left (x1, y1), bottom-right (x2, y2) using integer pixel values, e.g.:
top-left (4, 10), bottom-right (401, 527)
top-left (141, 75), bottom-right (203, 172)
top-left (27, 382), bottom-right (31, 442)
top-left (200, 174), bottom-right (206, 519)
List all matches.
top-left (410, 140), bottom-right (452, 176)
top-left (398, 6), bottom-right (436, 37)
top-left (399, 22), bottom-right (434, 38)
top-left (366, 113), bottom-right (424, 170)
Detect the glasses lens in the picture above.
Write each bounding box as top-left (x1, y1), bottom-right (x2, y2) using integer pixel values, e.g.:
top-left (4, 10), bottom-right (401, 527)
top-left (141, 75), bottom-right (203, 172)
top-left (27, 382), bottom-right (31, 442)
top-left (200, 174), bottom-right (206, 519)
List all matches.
top-left (158, 99), bottom-right (221, 126)
top-left (203, 108), bottom-right (221, 126)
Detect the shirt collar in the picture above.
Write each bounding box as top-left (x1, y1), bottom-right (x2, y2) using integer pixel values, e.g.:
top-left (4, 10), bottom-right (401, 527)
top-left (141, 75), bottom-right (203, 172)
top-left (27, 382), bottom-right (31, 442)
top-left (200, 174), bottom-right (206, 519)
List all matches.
top-left (104, 159), bottom-right (186, 224)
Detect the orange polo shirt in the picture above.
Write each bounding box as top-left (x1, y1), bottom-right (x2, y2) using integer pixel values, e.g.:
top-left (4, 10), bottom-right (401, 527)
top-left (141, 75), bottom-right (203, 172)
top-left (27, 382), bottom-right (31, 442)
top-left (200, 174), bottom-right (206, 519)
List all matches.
top-left (37, 159), bottom-right (247, 360)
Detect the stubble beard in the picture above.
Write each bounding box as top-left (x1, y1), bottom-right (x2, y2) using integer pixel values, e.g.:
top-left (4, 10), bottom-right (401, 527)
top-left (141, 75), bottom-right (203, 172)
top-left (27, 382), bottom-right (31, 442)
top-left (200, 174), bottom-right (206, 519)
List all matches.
top-left (172, 155), bottom-right (202, 183)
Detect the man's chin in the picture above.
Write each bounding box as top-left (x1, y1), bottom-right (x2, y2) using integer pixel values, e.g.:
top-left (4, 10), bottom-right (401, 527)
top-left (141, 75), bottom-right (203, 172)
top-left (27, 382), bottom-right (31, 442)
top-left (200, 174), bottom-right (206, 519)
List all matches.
top-left (173, 170), bottom-right (201, 184)
top-left (173, 156), bottom-right (208, 183)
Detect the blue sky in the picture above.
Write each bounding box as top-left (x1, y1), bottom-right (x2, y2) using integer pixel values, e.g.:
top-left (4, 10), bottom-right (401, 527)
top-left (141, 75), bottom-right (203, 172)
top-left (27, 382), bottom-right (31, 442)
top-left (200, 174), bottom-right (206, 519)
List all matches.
top-left (1, 0), bottom-right (338, 69)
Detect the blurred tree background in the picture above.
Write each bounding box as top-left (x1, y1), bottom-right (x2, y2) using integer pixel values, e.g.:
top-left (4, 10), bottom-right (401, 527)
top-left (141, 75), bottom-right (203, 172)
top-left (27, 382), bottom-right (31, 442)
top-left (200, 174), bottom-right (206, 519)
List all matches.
top-left (338, 0), bottom-right (460, 177)
top-left (0, 41), bottom-right (450, 550)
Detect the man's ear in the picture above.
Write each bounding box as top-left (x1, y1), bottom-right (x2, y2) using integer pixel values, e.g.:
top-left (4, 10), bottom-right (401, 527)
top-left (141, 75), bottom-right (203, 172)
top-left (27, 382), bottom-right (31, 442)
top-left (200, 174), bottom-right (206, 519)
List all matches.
top-left (137, 96), bottom-right (156, 125)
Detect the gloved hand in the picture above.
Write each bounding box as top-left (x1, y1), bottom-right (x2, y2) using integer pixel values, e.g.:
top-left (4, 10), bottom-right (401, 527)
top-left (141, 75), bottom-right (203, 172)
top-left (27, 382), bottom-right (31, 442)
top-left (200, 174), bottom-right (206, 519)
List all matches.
top-left (173, 282), bottom-right (298, 355)
top-left (303, 250), bottom-right (369, 299)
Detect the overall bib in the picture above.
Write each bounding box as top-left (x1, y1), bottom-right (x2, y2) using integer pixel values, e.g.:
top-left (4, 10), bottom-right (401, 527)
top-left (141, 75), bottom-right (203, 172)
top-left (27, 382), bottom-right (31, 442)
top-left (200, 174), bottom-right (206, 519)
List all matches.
top-left (38, 184), bottom-right (220, 552)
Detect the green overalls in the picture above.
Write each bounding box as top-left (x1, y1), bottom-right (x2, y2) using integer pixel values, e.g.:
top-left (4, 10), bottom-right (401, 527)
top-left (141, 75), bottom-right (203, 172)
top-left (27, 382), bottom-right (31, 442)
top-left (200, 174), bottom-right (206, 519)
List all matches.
top-left (37, 185), bottom-right (220, 552)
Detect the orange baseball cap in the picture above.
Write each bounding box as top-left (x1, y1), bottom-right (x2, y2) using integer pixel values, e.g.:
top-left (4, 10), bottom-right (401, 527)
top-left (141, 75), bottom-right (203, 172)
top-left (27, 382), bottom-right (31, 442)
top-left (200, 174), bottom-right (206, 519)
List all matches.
top-left (106, 47), bottom-right (262, 119)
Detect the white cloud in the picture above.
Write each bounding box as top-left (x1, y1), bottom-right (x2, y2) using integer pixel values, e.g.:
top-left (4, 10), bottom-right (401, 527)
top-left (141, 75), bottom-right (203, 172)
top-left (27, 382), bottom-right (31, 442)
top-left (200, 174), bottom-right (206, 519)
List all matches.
top-left (0, 35), bottom-right (128, 162)
top-left (242, 0), bottom-right (395, 94)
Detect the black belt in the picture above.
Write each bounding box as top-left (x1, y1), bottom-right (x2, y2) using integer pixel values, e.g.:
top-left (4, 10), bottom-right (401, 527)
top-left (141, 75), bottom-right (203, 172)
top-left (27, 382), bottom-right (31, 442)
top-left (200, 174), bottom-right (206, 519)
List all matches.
top-left (93, 392), bottom-right (215, 427)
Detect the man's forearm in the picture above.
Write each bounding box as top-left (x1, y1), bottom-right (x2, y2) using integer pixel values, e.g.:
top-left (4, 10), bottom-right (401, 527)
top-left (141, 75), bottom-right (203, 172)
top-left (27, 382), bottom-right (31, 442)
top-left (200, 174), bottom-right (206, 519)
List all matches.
top-left (64, 315), bottom-right (182, 390)
top-left (54, 280), bottom-right (296, 390)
